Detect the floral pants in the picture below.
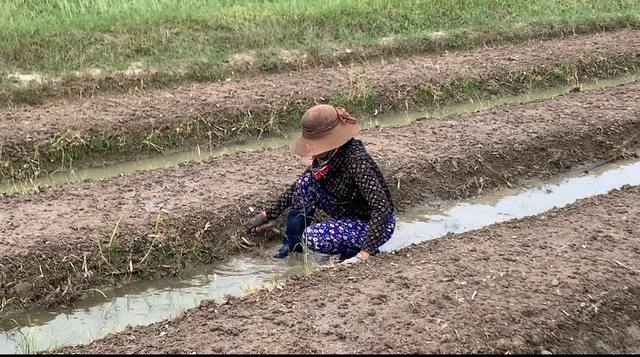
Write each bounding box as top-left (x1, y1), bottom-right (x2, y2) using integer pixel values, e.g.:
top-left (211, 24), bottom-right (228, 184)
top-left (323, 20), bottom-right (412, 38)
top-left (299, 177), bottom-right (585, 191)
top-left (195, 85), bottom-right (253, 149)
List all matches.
top-left (290, 173), bottom-right (395, 255)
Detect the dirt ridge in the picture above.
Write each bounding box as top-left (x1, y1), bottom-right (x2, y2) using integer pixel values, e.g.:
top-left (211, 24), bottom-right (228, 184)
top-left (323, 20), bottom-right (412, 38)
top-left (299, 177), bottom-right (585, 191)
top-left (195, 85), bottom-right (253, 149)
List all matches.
top-left (1, 80), bottom-right (639, 313)
top-left (52, 183), bottom-right (640, 354)
top-left (1, 29), bottom-right (639, 180)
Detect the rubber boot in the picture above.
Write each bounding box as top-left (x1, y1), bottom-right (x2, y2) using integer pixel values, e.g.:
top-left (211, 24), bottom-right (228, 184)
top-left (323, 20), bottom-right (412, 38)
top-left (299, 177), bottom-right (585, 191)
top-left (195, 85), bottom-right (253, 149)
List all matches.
top-left (273, 209), bottom-right (314, 259)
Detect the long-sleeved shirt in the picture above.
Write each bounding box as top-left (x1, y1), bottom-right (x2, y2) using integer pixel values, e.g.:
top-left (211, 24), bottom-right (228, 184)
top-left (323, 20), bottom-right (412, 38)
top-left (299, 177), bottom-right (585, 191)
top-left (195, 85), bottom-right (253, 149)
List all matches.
top-left (264, 138), bottom-right (394, 254)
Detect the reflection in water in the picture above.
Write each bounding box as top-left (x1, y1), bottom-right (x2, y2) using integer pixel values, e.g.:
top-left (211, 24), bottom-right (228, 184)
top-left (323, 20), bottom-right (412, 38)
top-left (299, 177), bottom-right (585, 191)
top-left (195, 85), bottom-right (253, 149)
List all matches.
top-left (1, 72), bottom-right (638, 195)
top-left (0, 253), bottom-right (302, 354)
top-left (384, 158), bottom-right (640, 252)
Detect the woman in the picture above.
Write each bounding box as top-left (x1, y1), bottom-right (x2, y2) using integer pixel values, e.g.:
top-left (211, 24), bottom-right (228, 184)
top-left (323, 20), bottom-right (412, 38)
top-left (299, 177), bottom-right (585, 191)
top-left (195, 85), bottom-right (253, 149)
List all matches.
top-left (243, 104), bottom-right (395, 264)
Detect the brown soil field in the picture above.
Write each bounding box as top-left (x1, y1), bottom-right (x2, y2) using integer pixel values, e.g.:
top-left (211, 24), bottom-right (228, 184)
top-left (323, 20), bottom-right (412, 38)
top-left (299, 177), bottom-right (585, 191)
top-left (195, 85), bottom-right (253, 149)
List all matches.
top-left (52, 183), bottom-right (640, 354)
top-left (1, 79), bottom-right (639, 314)
top-left (1, 29), bottom-right (639, 180)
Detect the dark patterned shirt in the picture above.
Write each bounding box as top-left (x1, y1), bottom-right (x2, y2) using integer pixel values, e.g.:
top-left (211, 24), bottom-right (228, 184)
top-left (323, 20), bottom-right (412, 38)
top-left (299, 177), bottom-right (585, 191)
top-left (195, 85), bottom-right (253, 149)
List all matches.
top-left (265, 138), bottom-right (394, 254)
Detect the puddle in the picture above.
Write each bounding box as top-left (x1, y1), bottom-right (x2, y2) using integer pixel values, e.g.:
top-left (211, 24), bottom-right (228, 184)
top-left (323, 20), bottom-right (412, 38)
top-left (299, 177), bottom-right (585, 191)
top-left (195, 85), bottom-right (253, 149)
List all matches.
top-left (385, 158), bottom-right (640, 251)
top-left (1, 157), bottom-right (638, 354)
top-left (0, 253), bottom-right (305, 354)
top-left (1, 72), bottom-right (638, 195)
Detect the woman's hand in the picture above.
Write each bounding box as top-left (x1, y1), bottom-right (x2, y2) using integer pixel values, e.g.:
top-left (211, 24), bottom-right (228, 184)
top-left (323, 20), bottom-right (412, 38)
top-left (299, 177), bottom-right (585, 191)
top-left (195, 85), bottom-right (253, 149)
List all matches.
top-left (341, 251), bottom-right (370, 265)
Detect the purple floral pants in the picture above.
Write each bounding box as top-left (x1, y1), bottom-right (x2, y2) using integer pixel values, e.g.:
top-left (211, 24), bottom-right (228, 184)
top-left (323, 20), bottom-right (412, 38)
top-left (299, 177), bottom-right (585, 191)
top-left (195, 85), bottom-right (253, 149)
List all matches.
top-left (290, 173), bottom-right (395, 254)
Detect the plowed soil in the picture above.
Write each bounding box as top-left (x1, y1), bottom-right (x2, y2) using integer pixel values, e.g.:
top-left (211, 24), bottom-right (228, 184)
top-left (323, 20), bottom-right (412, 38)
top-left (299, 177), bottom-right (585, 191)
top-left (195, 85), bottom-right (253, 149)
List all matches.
top-left (53, 183), bottom-right (640, 354)
top-left (1, 29), bottom-right (640, 163)
top-left (1, 79), bottom-right (639, 311)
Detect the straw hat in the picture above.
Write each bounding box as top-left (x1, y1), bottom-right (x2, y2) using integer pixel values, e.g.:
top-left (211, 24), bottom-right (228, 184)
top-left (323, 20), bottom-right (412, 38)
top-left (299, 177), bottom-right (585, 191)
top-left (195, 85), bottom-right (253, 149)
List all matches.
top-left (293, 104), bottom-right (359, 157)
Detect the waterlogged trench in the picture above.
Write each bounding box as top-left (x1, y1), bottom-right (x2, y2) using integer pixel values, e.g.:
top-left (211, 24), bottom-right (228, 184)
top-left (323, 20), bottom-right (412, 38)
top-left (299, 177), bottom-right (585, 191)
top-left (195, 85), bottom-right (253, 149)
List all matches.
top-left (1, 157), bottom-right (639, 354)
top-left (1, 73), bottom-right (638, 195)
top-left (0, 257), bottom-right (306, 354)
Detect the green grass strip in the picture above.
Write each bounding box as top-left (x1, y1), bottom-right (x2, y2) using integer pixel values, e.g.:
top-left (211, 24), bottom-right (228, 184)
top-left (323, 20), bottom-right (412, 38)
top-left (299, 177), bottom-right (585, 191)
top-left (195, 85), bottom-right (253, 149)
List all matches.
top-left (1, 0), bottom-right (639, 78)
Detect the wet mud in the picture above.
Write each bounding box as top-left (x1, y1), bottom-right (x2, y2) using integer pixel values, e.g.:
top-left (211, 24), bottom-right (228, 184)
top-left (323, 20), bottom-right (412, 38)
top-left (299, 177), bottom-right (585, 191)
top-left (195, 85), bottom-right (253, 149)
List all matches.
top-left (1, 79), bottom-right (639, 312)
top-left (53, 184), bottom-right (640, 354)
top-left (1, 29), bottom-right (640, 176)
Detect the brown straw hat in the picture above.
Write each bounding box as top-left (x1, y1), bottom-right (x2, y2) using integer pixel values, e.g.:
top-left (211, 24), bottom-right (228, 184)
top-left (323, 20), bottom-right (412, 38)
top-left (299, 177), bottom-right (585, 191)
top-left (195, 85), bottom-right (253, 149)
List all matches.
top-left (292, 104), bottom-right (359, 157)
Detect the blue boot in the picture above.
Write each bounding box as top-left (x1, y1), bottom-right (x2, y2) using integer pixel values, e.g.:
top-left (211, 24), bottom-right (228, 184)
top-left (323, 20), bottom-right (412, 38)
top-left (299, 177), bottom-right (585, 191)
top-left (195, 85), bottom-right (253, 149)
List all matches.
top-left (273, 209), bottom-right (314, 259)
top-left (339, 246), bottom-right (360, 261)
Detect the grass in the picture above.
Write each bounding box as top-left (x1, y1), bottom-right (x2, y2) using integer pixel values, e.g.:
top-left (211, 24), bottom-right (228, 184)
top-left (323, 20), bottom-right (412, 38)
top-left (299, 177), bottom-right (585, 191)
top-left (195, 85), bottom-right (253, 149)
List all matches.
top-left (1, 297), bottom-right (16, 314)
top-left (10, 319), bottom-right (57, 355)
top-left (15, 327), bottom-right (37, 355)
top-left (93, 211), bottom-right (204, 280)
top-left (0, 0), bottom-right (639, 88)
top-left (102, 324), bottom-right (124, 336)
top-left (300, 247), bottom-right (322, 276)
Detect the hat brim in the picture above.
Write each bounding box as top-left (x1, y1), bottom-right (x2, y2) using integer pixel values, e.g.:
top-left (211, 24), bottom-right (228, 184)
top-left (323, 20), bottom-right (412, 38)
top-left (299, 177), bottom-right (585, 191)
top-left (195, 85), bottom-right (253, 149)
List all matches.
top-left (292, 121), bottom-right (359, 157)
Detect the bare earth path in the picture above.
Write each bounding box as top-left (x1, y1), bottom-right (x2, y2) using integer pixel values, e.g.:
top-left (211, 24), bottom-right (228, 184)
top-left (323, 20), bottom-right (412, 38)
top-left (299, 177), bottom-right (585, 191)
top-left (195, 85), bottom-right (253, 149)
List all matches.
top-left (1, 29), bottom-right (639, 163)
top-left (1, 79), bottom-right (639, 310)
top-left (53, 183), bottom-right (640, 354)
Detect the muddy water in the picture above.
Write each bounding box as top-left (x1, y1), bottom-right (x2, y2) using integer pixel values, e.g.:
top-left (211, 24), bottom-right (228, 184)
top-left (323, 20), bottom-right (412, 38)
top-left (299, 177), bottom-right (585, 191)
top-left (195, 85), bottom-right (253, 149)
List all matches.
top-left (385, 157), bottom-right (640, 252)
top-left (1, 157), bottom-right (638, 354)
top-left (0, 256), bottom-right (305, 354)
top-left (1, 73), bottom-right (638, 195)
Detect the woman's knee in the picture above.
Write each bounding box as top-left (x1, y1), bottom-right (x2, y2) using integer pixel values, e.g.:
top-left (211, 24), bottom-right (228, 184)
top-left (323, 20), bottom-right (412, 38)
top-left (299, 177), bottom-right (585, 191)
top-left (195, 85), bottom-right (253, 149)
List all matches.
top-left (302, 226), bottom-right (318, 248)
